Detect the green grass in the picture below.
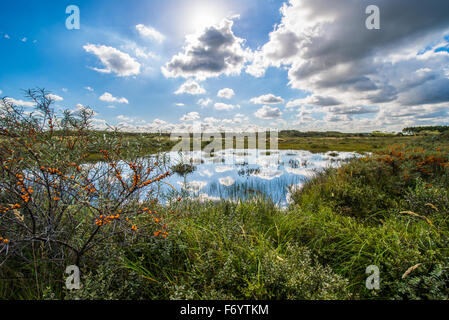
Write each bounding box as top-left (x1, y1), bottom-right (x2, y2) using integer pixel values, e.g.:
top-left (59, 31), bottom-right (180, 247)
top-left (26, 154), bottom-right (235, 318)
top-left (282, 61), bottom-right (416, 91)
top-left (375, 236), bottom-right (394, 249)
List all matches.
top-left (2, 133), bottom-right (449, 300)
top-left (82, 132), bottom-right (423, 161)
top-left (277, 135), bottom-right (422, 153)
top-left (64, 140), bottom-right (449, 300)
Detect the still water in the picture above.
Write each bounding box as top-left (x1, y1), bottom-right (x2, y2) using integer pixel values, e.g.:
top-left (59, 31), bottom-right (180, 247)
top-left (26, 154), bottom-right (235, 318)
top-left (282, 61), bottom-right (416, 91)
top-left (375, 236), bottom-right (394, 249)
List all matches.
top-left (160, 149), bottom-right (360, 207)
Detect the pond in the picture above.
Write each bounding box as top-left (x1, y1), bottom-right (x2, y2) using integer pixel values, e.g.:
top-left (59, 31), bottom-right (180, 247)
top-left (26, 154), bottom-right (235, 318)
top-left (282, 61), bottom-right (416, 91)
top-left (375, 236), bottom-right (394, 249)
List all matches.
top-left (160, 149), bottom-right (361, 207)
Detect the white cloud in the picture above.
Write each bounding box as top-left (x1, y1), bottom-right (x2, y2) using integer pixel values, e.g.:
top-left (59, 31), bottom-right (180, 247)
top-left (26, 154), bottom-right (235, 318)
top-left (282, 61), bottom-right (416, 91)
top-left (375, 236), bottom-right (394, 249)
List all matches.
top-left (253, 169), bottom-right (283, 180)
top-left (136, 24), bottom-right (165, 43)
top-left (85, 86), bottom-right (94, 92)
top-left (175, 103), bottom-right (185, 107)
top-left (180, 112), bottom-right (200, 121)
top-left (200, 169), bottom-right (214, 177)
top-left (91, 118), bottom-right (108, 130)
top-left (4, 34), bottom-right (10, 39)
top-left (254, 105), bottom-right (283, 119)
top-left (100, 92), bottom-right (129, 104)
top-left (46, 94), bottom-right (63, 101)
top-left (215, 166), bottom-right (234, 173)
top-left (175, 79), bottom-right (206, 95)
top-left (204, 117), bottom-right (220, 123)
top-left (21, 37), bottom-right (27, 42)
top-left (219, 176), bottom-right (235, 187)
top-left (287, 95), bottom-right (341, 109)
top-left (178, 180), bottom-right (207, 193)
top-left (214, 102), bottom-right (240, 111)
top-left (246, 0), bottom-right (449, 131)
top-left (134, 47), bottom-right (156, 59)
top-left (62, 88), bottom-right (68, 93)
top-left (217, 88), bottom-right (235, 99)
top-left (197, 193), bottom-right (221, 202)
top-left (5, 98), bottom-right (36, 107)
top-left (162, 17), bottom-right (252, 80)
top-left (198, 98), bottom-right (212, 107)
top-left (251, 94), bottom-right (284, 105)
top-left (83, 44), bottom-right (141, 77)
top-left (72, 104), bottom-right (98, 116)
top-left (117, 115), bottom-right (134, 123)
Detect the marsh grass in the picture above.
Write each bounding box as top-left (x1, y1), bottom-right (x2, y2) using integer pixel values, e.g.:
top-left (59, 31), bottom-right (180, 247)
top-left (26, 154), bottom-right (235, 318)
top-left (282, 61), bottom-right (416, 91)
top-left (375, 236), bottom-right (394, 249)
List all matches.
top-left (1, 91), bottom-right (448, 300)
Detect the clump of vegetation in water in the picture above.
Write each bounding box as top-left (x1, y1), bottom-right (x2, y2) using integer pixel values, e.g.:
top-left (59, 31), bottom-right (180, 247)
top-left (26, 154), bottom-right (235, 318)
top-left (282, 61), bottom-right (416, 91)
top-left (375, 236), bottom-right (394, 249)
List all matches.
top-left (172, 163), bottom-right (196, 176)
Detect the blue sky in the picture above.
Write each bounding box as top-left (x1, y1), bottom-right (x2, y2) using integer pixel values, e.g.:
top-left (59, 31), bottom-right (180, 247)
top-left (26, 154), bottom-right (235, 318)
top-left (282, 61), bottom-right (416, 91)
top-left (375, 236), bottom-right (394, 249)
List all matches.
top-left (1, 0), bottom-right (448, 133)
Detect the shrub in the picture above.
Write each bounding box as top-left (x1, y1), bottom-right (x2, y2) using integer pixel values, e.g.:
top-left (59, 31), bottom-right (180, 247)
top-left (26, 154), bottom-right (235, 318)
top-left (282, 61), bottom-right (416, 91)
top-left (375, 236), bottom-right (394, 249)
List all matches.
top-left (0, 89), bottom-right (174, 298)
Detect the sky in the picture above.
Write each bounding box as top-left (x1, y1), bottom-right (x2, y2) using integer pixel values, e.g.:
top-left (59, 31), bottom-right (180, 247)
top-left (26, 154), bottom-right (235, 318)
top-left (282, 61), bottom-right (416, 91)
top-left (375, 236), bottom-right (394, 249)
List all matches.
top-left (0, 0), bottom-right (449, 133)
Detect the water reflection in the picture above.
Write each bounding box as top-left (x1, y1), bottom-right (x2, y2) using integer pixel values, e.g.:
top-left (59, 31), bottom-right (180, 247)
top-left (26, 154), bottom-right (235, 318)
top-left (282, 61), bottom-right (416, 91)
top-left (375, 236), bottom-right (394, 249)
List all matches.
top-left (163, 149), bottom-right (359, 207)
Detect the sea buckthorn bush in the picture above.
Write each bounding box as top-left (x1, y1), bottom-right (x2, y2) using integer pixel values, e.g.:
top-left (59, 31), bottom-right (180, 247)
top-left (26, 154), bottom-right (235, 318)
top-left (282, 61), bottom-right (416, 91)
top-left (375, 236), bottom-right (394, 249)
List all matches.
top-left (289, 143), bottom-right (449, 299)
top-left (293, 144), bottom-right (449, 217)
top-left (0, 89), bottom-right (174, 297)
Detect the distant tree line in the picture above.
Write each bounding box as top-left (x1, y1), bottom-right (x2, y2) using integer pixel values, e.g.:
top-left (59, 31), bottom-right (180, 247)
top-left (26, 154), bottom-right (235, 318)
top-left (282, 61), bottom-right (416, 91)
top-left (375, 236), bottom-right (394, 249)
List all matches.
top-left (279, 130), bottom-right (370, 138)
top-left (402, 126), bottom-right (449, 135)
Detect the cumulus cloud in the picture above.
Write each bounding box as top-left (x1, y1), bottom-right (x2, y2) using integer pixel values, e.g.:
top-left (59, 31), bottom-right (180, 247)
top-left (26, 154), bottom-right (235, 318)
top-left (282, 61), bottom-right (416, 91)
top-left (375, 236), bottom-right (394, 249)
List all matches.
top-left (73, 104), bottom-right (96, 114)
top-left (162, 17), bottom-right (252, 80)
top-left (85, 86), bottom-right (94, 92)
top-left (251, 94), bottom-right (284, 105)
top-left (46, 94), bottom-right (63, 101)
top-left (135, 24), bottom-right (164, 43)
top-left (247, 0), bottom-right (449, 130)
top-left (134, 47), bottom-right (157, 59)
top-left (83, 44), bottom-right (141, 77)
top-left (287, 95), bottom-right (341, 109)
top-left (5, 98), bottom-right (36, 107)
top-left (254, 105), bottom-right (283, 119)
top-left (175, 79), bottom-right (206, 95)
top-left (198, 98), bottom-right (212, 107)
top-left (214, 102), bottom-right (240, 111)
top-left (180, 112), bottom-right (200, 121)
top-left (217, 88), bottom-right (235, 99)
top-left (329, 106), bottom-right (379, 115)
top-left (4, 34), bottom-right (10, 39)
top-left (175, 103), bottom-right (185, 107)
top-left (100, 92), bottom-right (129, 104)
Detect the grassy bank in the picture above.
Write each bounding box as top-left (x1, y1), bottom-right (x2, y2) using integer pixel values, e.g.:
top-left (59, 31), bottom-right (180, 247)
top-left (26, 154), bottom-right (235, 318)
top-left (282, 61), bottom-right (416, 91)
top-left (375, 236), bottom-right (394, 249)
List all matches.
top-left (64, 140), bottom-right (449, 300)
top-left (82, 131), bottom-right (425, 162)
top-left (3, 139), bottom-right (448, 300)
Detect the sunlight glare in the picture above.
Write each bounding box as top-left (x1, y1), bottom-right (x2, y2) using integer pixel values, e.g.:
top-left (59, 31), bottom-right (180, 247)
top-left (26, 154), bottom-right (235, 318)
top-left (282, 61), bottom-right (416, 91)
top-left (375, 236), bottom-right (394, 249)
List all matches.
top-left (183, 0), bottom-right (231, 33)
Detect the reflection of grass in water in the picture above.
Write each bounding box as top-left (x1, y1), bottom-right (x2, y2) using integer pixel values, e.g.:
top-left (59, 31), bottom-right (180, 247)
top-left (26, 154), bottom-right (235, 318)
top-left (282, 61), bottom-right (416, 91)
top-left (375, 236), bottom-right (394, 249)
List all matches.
top-left (207, 175), bottom-right (303, 205)
top-left (233, 151), bottom-right (249, 156)
top-left (237, 168), bottom-right (261, 177)
top-left (288, 159), bottom-right (310, 168)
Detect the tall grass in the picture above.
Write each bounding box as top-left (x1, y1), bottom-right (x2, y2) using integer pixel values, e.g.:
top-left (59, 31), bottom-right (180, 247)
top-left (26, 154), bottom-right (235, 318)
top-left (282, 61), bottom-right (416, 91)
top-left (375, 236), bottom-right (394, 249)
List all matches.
top-left (2, 125), bottom-right (448, 299)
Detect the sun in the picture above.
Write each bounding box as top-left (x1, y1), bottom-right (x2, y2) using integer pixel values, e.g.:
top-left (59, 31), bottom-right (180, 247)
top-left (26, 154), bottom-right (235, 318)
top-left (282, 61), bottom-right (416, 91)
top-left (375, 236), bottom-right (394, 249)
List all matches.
top-left (189, 6), bottom-right (223, 32)
top-left (181, 0), bottom-right (232, 34)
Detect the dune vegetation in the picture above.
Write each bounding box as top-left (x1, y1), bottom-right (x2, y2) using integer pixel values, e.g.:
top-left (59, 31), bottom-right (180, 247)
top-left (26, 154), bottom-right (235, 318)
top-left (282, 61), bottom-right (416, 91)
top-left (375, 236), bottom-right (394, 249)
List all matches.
top-left (1, 91), bottom-right (448, 300)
